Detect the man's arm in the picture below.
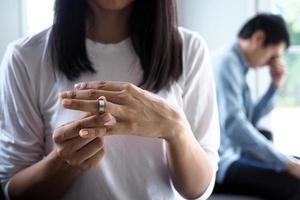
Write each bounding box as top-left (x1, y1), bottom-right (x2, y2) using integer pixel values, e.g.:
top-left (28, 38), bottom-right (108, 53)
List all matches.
top-left (252, 58), bottom-right (286, 125)
top-left (218, 64), bottom-right (288, 170)
top-left (252, 83), bottom-right (278, 125)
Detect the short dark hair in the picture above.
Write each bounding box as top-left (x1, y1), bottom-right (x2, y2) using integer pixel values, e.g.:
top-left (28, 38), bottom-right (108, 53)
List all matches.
top-left (238, 13), bottom-right (290, 48)
top-left (50, 0), bottom-right (182, 92)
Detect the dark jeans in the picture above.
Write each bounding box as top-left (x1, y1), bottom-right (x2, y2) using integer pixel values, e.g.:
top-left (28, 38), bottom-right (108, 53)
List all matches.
top-left (0, 187), bottom-right (4, 200)
top-left (214, 129), bottom-right (300, 199)
top-left (214, 158), bottom-right (300, 200)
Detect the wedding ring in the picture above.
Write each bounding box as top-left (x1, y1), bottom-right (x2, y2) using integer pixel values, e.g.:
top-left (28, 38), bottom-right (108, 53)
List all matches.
top-left (98, 96), bottom-right (105, 114)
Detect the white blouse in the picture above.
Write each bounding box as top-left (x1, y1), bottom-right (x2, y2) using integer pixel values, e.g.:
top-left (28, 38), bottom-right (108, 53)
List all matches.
top-left (0, 27), bottom-right (220, 200)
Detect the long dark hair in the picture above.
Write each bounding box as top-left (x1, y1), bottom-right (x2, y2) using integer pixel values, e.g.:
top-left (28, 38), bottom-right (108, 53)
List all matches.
top-left (50, 0), bottom-right (182, 92)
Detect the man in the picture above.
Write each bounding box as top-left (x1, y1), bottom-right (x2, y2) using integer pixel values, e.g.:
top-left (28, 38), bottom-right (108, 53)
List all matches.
top-left (213, 13), bottom-right (300, 199)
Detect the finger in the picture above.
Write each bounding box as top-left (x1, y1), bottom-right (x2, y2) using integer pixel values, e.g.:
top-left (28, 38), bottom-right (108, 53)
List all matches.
top-left (80, 112), bottom-right (94, 118)
top-left (62, 98), bottom-right (127, 120)
top-left (78, 148), bottom-right (105, 171)
top-left (79, 127), bottom-right (107, 138)
top-left (74, 81), bottom-right (142, 96)
top-left (53, 114), bottom-right (110, 143)
top-left (74, 81), bottom-right (126, 91)
top-left (56, 136), bottom-right (96, 159)
top-left (270, 66), bottom-right (282, 75)
top-left (68, 138), bottom-right (104, 166)
top-left (60, 113), bottom-right (94, 128)
top-left (60, 89), bottom-right (127, 104)
top-left (62, 99), bottom-right (98, 113)
top-left (271, 66), bottom-right (284, 75)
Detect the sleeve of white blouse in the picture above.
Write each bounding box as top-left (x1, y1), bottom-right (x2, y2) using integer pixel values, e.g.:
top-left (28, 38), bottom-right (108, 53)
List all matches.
top-left (0, 43), bottom-right (44, 199)
top-left (181, 30), bottom-right (220, 200)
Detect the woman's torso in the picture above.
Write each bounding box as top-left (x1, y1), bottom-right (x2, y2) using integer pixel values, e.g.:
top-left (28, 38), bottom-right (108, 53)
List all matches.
top-left (32, 29), bottom-right (186, 200)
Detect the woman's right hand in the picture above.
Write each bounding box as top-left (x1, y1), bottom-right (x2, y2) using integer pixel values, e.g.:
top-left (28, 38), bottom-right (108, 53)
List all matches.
top-left (52, 113), bottom-right (112, 171)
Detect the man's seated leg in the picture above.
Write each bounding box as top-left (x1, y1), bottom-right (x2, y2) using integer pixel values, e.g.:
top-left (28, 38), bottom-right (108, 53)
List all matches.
top-left (214, 158), bottom-right (300, 200)
top-left (0, 186), bottom-right (4, 200)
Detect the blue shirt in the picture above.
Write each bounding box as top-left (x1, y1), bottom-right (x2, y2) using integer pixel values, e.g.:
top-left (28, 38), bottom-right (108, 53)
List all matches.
top-left (212, 43), bottom-right (289, 183)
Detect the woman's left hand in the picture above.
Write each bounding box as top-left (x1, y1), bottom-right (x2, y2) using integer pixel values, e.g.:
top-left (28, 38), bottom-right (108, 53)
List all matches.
top-left (60, 81), bottom-right (189, 141)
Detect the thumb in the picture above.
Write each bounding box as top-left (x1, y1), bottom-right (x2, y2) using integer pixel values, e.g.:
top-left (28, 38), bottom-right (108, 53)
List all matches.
top-left (79, 127), bottom-right (107, 138)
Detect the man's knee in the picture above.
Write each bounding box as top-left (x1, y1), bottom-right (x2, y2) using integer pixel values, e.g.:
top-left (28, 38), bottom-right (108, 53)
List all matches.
top-left (286, 177), bottom-right (300, 200)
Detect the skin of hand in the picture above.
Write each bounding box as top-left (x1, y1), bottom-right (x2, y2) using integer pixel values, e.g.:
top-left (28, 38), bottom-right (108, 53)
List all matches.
top-left (8, 113), bottom-right (112, 200)
top-left (60, 81), bottom-right (190, 141)
top-left (286, 158), bottom-right (300, 179)
top-left (52, 113), bottom-right (112, 171)
top-left (60, 80), bottom-right (214, 198)
top-left (268, 57), bottom-right (286, 88)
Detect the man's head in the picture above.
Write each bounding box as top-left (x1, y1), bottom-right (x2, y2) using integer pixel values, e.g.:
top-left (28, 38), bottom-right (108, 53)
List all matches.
top-left (238, 13), bottom-right (290, 68)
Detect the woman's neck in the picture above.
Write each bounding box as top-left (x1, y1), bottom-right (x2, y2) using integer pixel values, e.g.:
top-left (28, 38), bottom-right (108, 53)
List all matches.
top-left (87, 4), bottom-right (132, 44)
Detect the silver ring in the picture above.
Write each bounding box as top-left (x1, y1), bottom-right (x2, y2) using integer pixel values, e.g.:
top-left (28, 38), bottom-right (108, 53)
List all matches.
top-left (98, 96), bottom-right (105, 114)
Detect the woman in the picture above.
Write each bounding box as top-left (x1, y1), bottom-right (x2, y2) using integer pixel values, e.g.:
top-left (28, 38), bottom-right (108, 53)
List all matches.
top-left (0, 0), bottom-right (220, 199)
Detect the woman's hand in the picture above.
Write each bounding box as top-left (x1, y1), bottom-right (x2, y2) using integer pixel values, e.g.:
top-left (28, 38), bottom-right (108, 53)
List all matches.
top-left (60, 81), bottom-right (189, 141)
top-left (52, 113), bottom-right (112, 171)
top-left (60, 81), bottom-right (214, 199)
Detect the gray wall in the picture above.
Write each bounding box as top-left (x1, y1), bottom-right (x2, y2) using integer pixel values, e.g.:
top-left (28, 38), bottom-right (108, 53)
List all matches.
top-left (0, 0), bottom-right (259, 61)
top-left (178, 0), bottom-right (273, 129)
top-left (178, 0), bottom-right (256, 51)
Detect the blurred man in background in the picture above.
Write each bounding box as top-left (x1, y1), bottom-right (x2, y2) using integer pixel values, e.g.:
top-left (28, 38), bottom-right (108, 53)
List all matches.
top-left (213, 13), bottom-right (300, 199)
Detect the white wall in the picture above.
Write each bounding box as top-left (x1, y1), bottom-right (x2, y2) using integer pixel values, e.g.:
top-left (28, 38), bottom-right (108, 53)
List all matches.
top-left (0, 0), bottom-right (23, 61)
top-left (24, 0), bottom-right (54, 36)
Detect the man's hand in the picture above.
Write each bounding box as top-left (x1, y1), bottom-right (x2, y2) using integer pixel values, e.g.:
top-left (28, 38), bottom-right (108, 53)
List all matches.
top-left (286, 158), bottom-right (300, 179)
top-left (268, 58), bottom-right (286, 88)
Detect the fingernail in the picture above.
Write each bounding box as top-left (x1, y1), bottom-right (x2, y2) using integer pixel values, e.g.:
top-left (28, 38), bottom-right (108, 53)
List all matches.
top-left (80, 130), bottom-right (89, 137)
top-left (62, 99), bottom-right (72, 106)
top-left (60, 92), bottom-right (69, 98)
top-left (74, 82), bottom-right (86, 90)
top-left (74, 83), bottom-right (81, 89)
